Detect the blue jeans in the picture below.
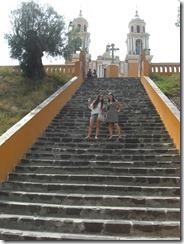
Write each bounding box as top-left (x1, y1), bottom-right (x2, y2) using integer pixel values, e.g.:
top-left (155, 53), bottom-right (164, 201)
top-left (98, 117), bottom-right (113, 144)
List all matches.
top-left (90, 113), bottom-right (98, 122)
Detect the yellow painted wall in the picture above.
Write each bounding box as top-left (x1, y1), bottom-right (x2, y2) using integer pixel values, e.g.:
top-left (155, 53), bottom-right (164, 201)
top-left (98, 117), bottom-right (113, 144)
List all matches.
top-left (141, 76), bottom-right (180, 152)
top-left (74, 61), bottom-right (81, 76)
top-left (0, 74), bottom-right (84, 181)
top-left (106, 65), bottom-right (119, 78)
top-left (128, 63), bottom-right (139, 77)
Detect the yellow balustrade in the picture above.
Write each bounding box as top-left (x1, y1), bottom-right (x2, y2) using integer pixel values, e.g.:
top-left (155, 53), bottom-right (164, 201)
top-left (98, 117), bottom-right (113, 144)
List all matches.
top-left (151, 63), bottom-right (180, 75)
top-left (0, 72), bottom-right (84, 181)
top-left (0, 64), bottom-right (76, 76)
top-left (141, 76), bottom-right (180, 152)
top-left (44, 64), bottom-right (75, 76)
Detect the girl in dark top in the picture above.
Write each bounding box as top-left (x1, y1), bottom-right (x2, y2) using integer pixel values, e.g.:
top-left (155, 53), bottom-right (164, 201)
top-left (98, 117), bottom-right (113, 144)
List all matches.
top-left (106, 92), bottom-right (123, 139)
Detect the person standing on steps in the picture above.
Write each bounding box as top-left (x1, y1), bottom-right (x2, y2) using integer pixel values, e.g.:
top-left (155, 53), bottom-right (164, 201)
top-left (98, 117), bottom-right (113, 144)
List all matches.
top-left (106, 92), bottom-right (123, 140)
top-left (92, 69), bottom-right (97, 78)
top-left (85, 94), bottom-right (104, 139)
top-left (86, 69), bottom-right (93, 79)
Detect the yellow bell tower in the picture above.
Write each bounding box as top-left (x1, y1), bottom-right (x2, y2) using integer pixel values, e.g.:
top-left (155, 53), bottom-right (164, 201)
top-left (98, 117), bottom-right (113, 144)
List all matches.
top-left (125, 10), bottom-right (153, 77)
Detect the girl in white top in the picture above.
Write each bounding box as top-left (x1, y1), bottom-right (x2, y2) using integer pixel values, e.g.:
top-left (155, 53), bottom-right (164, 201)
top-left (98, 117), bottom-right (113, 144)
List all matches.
top-left (85, 94), bottom-right (104, 139)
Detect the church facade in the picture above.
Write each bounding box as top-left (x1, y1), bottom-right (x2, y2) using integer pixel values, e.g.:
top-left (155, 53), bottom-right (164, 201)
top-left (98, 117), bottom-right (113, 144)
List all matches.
top-left (68, 10), bottom-right (153, 77)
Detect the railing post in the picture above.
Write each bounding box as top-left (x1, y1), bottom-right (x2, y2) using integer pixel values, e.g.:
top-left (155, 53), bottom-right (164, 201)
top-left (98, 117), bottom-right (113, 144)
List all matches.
top-left (141, 50), bottom-right (151, 77)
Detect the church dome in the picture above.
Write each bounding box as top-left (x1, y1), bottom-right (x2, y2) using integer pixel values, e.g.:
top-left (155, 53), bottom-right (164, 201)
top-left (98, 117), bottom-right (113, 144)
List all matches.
top-left (126, 10), bottom-right (152, 58)
top-left (128, 10), bottom-right (146, 33)
top-left (72, 10), bottom-right (88, 31)
top-left (70, 10), bottom-right (91, 55)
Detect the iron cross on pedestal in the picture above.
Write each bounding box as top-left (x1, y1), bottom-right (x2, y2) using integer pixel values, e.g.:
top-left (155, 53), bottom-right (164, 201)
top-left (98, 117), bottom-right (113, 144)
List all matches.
top-left (109, 43), bottom-right (119, 64)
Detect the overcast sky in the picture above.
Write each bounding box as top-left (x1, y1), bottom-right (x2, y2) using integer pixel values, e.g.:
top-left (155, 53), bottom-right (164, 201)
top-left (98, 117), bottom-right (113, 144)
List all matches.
top-left (0, 0), bottom-right (180, 65)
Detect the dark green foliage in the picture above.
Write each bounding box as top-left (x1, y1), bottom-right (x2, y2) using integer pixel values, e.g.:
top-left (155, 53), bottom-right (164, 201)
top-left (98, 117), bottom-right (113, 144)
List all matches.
top-left (150, 73), bottom-right (180, 97)
top-left (63, 28), bottom-right (82, 61)
top-left (150, 73), bottom-right (180, 110)
top-left (0, 73), bottom-right (69, 135)
top-left (4, 1), bottom-right (66, 79)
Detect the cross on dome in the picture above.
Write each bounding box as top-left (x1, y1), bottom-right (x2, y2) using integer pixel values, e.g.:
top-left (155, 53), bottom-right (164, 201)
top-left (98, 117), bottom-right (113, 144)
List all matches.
top-left (135, 10), bottom-right (139, 18)
top-left (79, 10), bottom-right (83, 17)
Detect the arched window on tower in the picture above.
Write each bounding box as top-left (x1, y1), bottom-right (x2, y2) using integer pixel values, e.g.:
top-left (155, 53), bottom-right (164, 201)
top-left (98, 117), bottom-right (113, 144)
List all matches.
top-left (143, 26), bottom-right (145, 33)
top-left (84, 25), bottom-right (87, 32)
top-left (136, 39), bottom-right (142, 55)
top-left (78, 24), bottom-right (81, 31)
top-left (137, 25), bottom-right (140, 33)
top-left (131, 26), bottom-right (134, 32)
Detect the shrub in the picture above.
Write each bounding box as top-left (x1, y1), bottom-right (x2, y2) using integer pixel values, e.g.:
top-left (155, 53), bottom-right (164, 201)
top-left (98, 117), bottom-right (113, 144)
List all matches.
top-left (150, 73), bottom-right (180, 97)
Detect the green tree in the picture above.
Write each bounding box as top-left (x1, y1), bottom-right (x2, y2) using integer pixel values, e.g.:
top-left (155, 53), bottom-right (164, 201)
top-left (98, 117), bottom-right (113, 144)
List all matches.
top-left (5, 1), bottom-right (66, 79)
top-left (63, 26), bottom-right (82, 62)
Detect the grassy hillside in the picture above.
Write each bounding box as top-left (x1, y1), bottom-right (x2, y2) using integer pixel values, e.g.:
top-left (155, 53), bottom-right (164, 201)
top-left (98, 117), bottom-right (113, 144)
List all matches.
top-left (150, 73), bottom-right (180, 110)
top-left (0, 69), bottom-right (71, 135)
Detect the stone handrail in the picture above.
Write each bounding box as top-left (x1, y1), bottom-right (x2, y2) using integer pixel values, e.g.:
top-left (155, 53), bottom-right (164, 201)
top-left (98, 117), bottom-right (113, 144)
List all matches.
top-left (151, 63), bottom-right (180, 75)
top-left (44, 64), bottom-right (75, 76)
top-left (0, 64), bottom-right (75, 76)
top-left (0, 65), bottom-right (21, 73)
top-left (141, 52), bottom-right (180, 152)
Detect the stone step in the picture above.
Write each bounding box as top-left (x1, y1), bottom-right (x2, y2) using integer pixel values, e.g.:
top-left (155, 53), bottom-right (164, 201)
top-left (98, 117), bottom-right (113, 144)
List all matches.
top-left (15, 165), bottom-right (180, 176)
top-left (0, 214), bottom-right (180, 238)
top-left (25, 151), bottom-right (180, 162)
top-left (28, 146), bottom-right (179, 155)
top-left (50, 111), bottom-right (161, 117)
top-left (34, 141), bottom-right (175, 149)
top-left (49, 119), bottom-right (165, 125)
top-left (47, 117), bottom-right (165, 123)
top-left (43, 129), bottom-right (167, 135)
top-left (51, 118), bottom-right (164, 123)
top-left (2, 181), bottom-right (180, 197)
top-left (56, 112), bottom-right (160, 117)
top-left (41, 126), bottom-right (169, 132)
top-left (0, 201), bottom-right (180, 221)
top-left (39, 133), bottom-right (172, 140)
top-left (20, 158), bottom-right (180, 168)
top-left (42, 129), bottom-right (169, 135)
top-left (8, 173), bottom-right (180, 187)
top-left (0, 227), bottom-right (179, 241)
top-left (52, 111), bottom-right (162, 116)
top-left (37, 136), bottom-right (173, 144)
top-left (0, 190), bottom-right (180, 208)
top-left (47, 123), bottom-right (166, 129)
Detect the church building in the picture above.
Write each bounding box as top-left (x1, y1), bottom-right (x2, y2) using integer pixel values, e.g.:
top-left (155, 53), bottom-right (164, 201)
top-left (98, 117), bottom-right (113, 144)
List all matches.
top-left (68, 9), bottom-right (153, 77)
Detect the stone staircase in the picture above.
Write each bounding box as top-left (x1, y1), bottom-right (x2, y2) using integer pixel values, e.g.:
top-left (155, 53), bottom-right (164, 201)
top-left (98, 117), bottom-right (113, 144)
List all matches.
top-left (0, 77), bottom-right (180, 240)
